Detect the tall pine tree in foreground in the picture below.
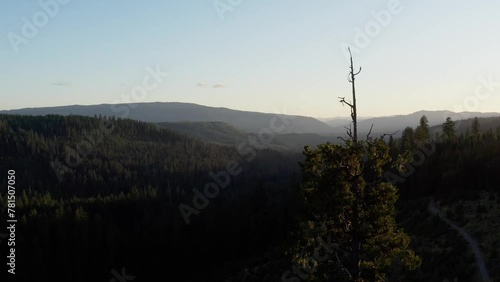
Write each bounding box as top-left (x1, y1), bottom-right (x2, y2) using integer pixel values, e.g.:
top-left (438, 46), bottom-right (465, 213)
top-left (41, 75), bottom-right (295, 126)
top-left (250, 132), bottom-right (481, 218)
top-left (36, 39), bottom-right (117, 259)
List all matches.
top-left (295, 49), bottom-right (420, 281)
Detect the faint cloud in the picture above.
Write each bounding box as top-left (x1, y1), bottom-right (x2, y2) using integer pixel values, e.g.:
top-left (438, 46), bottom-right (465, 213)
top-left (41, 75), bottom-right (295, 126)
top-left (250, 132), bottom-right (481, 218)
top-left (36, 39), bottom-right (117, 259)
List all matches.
top-left (52, 81), bottom-right (71, 87)
top-left (197, 82), bottom-right (206, 87)
top-left (213, 83), bottom-right (227, 88)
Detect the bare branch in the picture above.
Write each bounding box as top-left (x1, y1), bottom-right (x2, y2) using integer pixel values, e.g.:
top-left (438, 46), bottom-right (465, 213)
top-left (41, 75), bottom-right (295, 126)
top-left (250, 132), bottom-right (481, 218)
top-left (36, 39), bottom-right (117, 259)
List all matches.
top-left (346, 47), bottom-right (360, 144)
top-left (346, 130), bottom-right (353, 138)
top-left (353, 67), bottom-right (362, 76)
top-left (380, 130), bottom-right (400, 139)
top-left (343, 124), bottom-right (353, 139)
top-left (366, 123), bottom-right (374, 140)
top-left (339, 97), bottom-right (353, 108)
top-left (337, 136), bottom-right (348, 143)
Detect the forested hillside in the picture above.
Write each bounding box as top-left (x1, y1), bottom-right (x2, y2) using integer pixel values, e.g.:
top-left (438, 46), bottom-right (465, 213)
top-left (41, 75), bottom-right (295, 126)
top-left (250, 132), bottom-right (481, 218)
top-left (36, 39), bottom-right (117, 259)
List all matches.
top-left (390, 116), bottom-right (500, 198)
top-left (0, 114), bottom-right (304, 281)
top-left (387, 115), bottom-right (500, 281)
top-left (157, 121), bottom-right (334, 151)
top-left (1, 113), bottom-right (499, 281)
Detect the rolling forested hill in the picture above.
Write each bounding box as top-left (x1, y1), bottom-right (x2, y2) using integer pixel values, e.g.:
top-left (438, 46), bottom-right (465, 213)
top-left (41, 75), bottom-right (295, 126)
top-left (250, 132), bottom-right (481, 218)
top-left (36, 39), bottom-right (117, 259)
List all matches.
top-left (0, 114), bottom-right (304, 281)
top-left (429, 116), bottom-right (500, 137)
top-left (157, 121), bottom-right (335, 151)
top-left (0, 102), bottom-right (334, 135)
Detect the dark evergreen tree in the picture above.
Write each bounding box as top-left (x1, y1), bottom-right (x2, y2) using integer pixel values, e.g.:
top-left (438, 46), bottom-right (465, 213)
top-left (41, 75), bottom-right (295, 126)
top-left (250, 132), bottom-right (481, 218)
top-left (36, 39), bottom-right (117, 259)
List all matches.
top-left (471, 117), bottom-right (481, 140)
top-left (401, 127), bottom-right (415, 152)
top-left (296, 49), bottom-right (420, 281)
top-left (414, 115), bottom-right (430, 142)
top-left (442, 117), bottom-right (456, 141)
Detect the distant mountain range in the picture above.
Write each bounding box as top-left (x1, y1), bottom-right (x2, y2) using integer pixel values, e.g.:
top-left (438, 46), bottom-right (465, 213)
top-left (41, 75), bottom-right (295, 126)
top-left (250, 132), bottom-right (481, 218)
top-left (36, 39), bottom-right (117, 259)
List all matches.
top-left (2, 103), bottom-right (500, 150)
top-left (0, 102), bottom-right (333, 135)
top-left (329, 110), bottom-right (500, 137)
top-left (319, 116), bottom-right (373, 128)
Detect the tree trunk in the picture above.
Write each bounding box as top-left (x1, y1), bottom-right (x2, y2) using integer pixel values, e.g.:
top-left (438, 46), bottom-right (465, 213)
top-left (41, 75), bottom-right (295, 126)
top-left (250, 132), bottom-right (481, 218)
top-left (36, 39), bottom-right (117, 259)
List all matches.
top-left (348, 47), bottom-right (362, 281)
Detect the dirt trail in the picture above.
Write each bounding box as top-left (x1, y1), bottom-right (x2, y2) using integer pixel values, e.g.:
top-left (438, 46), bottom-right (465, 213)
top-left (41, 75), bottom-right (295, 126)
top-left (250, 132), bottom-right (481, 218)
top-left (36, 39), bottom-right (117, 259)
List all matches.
top-left (427, 199), bottom-right (490, 282)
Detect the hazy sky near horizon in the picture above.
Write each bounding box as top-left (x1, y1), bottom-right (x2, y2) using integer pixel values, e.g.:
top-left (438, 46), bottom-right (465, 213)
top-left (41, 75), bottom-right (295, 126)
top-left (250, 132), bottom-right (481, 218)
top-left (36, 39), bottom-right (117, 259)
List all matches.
top-left (1, 1), bottom-right (499, 118)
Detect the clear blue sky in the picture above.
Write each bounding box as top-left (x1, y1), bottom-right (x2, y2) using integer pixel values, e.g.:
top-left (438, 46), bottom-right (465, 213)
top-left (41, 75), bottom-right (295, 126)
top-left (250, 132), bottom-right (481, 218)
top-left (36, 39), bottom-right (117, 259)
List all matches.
top-left (1, 0), bottom-right (499, 118)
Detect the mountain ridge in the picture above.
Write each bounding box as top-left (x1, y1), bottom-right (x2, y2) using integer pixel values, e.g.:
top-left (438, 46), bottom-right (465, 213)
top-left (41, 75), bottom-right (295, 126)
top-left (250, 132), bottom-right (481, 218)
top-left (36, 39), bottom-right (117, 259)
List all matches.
top-left (0, 102), bottom-right (334, 135)
top-left (2, 103), bottom-right (500, 139)
top-left (330, 110), bottom-right (500, 137)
